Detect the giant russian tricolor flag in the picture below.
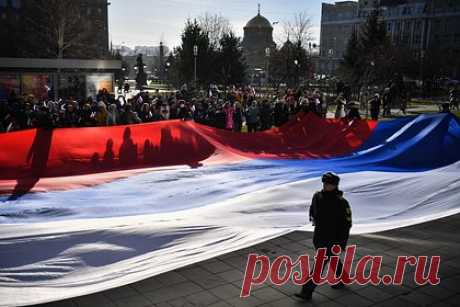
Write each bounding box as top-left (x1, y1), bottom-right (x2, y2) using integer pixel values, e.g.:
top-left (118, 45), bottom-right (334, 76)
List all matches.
top-left (1, 113), bottom-right (460, 306)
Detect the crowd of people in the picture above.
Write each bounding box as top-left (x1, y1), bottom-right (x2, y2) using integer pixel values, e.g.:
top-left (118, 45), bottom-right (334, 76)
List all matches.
top-left (0, 87), bottom-right (365, 133)
top-left (2, 83), bottom-right (457, 133)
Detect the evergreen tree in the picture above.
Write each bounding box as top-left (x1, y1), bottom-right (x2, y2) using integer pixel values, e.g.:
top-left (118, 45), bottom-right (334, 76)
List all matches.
top-left (175, 19), bottom-right (217, 87)
top-left (269, 39), bottom-right (295, 88)
top-left (269, 38), bottom-right (311, 88)
top-left (360, 9), bottom-right (389, 51)
top-left (216, 32), bottom-right (247, 86)
top-left (339, 9), bottom-right (393, 88)
top-left (340, 30), bottom-right (362, 87)
top-left (165, 52), bottom-right (180, 87)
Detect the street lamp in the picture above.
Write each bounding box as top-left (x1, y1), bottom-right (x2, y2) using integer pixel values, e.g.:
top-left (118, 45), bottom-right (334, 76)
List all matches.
top-left (420, 49), bottom-right (425, 96)
top-left (365, 61), bottom-right (376, 118)
top-left (193, 45), bottom-right (198, 84)
top-left (165, 62), bottom-right (171, 85)
top-left (327, 48), bottom-right (334, 77)
top-left (265, 47), bottom-right (271, 86)
top-left (294, 59), bottom-right (299, 87)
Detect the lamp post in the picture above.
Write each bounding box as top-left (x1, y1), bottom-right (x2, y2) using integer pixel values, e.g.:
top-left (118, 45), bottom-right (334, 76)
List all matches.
top-left (294, 59), bottom-right (299, 87)
top-left (328, 48), bottom-right (334, 77)
top-left (366, 61), bottom-right (376, 118)
top-left (265, 47), bottom-right (270, 87)
top-left (193, 45), bottom-right (198, 85)
top-left (165, 62), bottom-right (170, 87)
top-left (420, 49), bottom-right (425, 96)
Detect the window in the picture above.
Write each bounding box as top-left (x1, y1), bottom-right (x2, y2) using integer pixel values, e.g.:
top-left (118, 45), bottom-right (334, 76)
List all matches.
top-left (455, 33), bottom-right (460, 42)
top-left (11, 0), bottom-right (21, 9)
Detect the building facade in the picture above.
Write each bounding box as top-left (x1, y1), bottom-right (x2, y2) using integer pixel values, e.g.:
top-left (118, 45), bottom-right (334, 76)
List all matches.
top-left (0, 0), bottom-right (118, 100)
top-left (0, 0), bottom-right (110, 59)
top-left (319, 1), bottom-right (359, 76)
top-left (319, 0), bottom-right (460, 78)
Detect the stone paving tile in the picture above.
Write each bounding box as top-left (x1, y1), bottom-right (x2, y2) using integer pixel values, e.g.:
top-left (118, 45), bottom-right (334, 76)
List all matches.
top-left (443, 293), bottom-right (460, 306)
top-left (281, 242), bottom-right (309, 253)
top-left (418, 284), bottom-right (457, 299)
top-left (230, 279), bottom-right (268, 292)
top-left (132, 277), bottom-right (167, 293)
top-left (313, 301), bottom-right (345, 307)
top-left (207, 301), bottom-right (233, 307)
top-left (35, 301), bottom-right (78, 307)
top-left (353, 285), bottom-right (393, 302)
top-left (179, 267), bottom-right (228, 290)
top-left (184, 291), bottom-right (221, 306)
top-left (439, 263), bottom-right (460, 280)
top-left (220, 255), bottom-right (247, 272)
top-left (216, 269), bottom-right (244, 283)
top-left (376, 284), bottom-right (412, 297)
top-left (427, 302), bottom-right (455, 307)
top-left (271, 280), bottom-right (300, 297)
top-left (397, 290), bottom-right (441, 306)
top-left (315, 285), bottom-right (353, 300)
top-left (251, 286), bottom-right (289, 303)
top-left (294, 291), bottom-right (332, 305)
top-left (284, 232), bottom-right (309, 241)
top-left (263, 296), bottom-right (307, 307)
top-left (437, 275), bottom-right (460, 292)
top-left (372, 296), bottom-right (419, 307)
top-left (225, 295), bottom-right (264, 307)
top-left (73, 293), bottom-right (117, 307)
top-left (444, 258), bottom-right (460, 270)
top-left (158, 271), bottom-right (188, 286)
top-left (113, 295), bottom-right (153, 307)
top-left (165, 297), bottom-right (195, 307)
top-left (332, 293), bottom-right (374, 307)
top-left (102, 285), bottom-right (140, 301)
top-left (144, 282), bottom-right (203, 304)
top-left (200, 260), bottom-right (234, 274)
top-left (209, 284), bottom-right (243, 300)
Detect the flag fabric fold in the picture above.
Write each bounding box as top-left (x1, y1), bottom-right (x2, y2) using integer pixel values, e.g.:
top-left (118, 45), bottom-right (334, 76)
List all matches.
top-left (0, 113), bottom-right (459, 306)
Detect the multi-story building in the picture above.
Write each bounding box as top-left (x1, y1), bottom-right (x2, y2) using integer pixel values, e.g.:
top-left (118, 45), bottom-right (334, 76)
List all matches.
top-left (318, 1), bottom-right (359, 76)
top-left (0, 0), bottom-right (119, 100)
top-left (318, 0), bottom-right (460, 78)
top-left (0, 0), bottom-right (110, 58)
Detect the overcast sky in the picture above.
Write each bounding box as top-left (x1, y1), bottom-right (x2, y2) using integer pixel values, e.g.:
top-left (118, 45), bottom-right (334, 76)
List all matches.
top-left (108, 0), bottom-right (336, 49)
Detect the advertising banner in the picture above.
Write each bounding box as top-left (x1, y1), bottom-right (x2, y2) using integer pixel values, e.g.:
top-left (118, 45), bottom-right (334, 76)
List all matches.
top-left (21, 74), bottom-right (50, 100)
top-left (0, 74), bottom-right (20, 103)
top-left (86, 73), bottom-right (114, 99)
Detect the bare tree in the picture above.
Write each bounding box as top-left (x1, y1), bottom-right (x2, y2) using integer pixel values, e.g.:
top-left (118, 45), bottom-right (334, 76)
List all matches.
top-left (25, 0), bottom-right (94, 58)
top-left (282, 11), bottom-right (313, 47)
top-left (197, 13), bottom-right (232, 47)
